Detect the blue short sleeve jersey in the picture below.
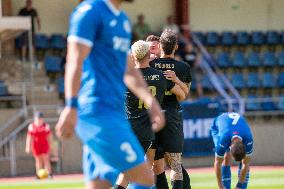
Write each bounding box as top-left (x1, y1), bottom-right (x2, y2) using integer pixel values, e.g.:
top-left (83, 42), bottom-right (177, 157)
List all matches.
top-left (211, 112), bottom-right (254, 158)
top-left (68, 0), bottom-right (132, 116)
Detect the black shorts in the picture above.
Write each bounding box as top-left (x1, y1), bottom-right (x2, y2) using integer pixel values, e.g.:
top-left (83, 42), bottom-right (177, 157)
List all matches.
top-left (152, 143), bottom-right (165, 160)
top-left (129, 116), bottom-right (155, 142)
top-left (152, 108), bottom-right (184, 153)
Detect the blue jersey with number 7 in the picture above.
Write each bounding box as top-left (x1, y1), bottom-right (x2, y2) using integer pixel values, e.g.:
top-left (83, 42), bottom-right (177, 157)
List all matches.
top-left (211, 112), bottom-right (253, 158)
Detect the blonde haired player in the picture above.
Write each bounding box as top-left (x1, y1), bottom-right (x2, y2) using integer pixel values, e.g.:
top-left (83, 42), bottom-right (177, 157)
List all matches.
top-left (115, 40), bottom-right (186, 189)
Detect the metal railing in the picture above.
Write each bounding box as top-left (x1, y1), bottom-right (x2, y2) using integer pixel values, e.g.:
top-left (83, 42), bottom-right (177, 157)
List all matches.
top-left (219, 97), bottom-right (284, 116)
top-left (192, 34), bottom-right (245, 114)
top-left (0, 104), bottom-right (62, 176)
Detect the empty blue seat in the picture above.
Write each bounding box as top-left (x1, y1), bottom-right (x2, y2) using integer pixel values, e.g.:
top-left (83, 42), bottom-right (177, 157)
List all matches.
top-left (221, 32), bottom-right (234, 46)
top-left (236, 31), bottom-right (249, 45)
top-left (278, 72), bottom-right (284, 87)
top-left (247, 72), bottom-right (260, 88)
top-left (278, 95), bottom-right (284, 110)
top-left (217, 52), bottom-right (230, 68)
top-left (35, 34), bottom-right (49, 50)
top-left (44, 55), bottom-right (64, 73)
top-left (202, 76), bottom-right (212, 90)
top-left (248, 52), bottom-right (261, 67)
top-left (262, 72), bottom-right (276, 88)
top-left (251, 31), bottom-right (265, 45)
top-left (278, 51), bottom-right (284, 67)
top-left (263, 51), bottom-right (277, 67)
top-left (0, 85), bottom-right (8, 96)
top-left (57, 77), bottom-right (64, 94)
top-left (267, 31), bottom-right (279, 45)
top-left (261, 96), bottom-right (276, 111)
top-left (50, 34), bottom-right (66, 50)
top-left (231, 73), bottom-right (246, 89)
top-left (280, 32), bottom-right (284, 44)
top-left (232, 51), bottom-right (246, 67)
top-left (192, 32), bottom-right (205, 44)
top-left (246, 95), bottom-right (261, 111)
top-left (206, 32), bottom-right (219, 46)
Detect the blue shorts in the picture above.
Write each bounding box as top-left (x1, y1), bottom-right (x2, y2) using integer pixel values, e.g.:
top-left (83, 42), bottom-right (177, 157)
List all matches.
top-left (76, 112), bottom-right (145, 185)
top-left (211, 124), bottom-right (230, 154)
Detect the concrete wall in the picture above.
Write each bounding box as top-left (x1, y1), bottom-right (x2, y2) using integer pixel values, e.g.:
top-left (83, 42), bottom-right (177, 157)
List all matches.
top-left (184, 118), bottom-right (284, 168)
top-left (190, 0), bottom-right (284, 31)
top-left (1, 117), bottom-right (283, 177)
top-left (121, 0), bottom-right (172, 32)
top-left (11, 0), bottom-right (171, 35)
top-left (11, 0), bottom-right (78, 35)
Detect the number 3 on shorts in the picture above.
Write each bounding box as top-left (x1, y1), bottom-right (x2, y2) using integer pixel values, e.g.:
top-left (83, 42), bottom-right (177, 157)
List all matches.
top-left (120, 142), bottom-right (137, 163)
top-left (228, 112), bottom-right (240, 125)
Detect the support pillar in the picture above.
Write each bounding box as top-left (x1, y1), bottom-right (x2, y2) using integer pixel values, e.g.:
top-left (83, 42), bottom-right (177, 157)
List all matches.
top-left (2, 0), bottom-right (12, 16)
top-left (174, 0), bottom-right (189, 26)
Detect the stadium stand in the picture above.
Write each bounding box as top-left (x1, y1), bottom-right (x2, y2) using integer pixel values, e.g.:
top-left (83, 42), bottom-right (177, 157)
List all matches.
top-left (191, 30), bottom-right (284, 114)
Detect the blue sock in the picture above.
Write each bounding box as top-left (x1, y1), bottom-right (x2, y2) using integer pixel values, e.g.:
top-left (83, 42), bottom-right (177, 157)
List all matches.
top-left (128, 183), bottom-right (151, 189)
top-left (238, 163), bottom-right (250, 189)
top-left (222, 165), bottom-right (231, 189)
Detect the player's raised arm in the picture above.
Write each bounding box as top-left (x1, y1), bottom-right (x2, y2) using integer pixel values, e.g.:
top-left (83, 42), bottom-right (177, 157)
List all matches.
top-left (124, 55), bottom-right (165, 132)
top-left (214, 156), bottom-right (226, 189)
top-left (163, 70), bottom-right (190, 97)
top-left (56, 42), bottom-right (91, 139)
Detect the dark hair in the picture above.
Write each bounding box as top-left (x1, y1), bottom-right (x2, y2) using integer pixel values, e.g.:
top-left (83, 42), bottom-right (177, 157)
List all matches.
top-left (231, 140), bottom-right (246, 162)
top-left (159, 29), bottom-right (177, 55)
top-left (146, 35), bottom-right (160, 42)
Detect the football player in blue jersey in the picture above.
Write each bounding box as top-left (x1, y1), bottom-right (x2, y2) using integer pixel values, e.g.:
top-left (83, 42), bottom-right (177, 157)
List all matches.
top-left (55, 1), bottom-right (165, 189)
top-left (211, 112), bottom-right (253, 189)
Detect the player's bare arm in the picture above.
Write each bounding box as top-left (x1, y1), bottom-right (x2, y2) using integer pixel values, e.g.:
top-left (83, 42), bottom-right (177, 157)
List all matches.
top-left (235, 156), bottom-right (251, 189)
top-left (25, 133), bottom-right (32, 154)
top-left (170, 84), bottom-right (186, 101)
top-left (214, 156), bottom-right (226, 189)
top-left (56, 42), bottom-right (91, 139)
top-left (163, 70), bottom-right (189, 97)
top-left (124, 55), bottom-right (165, 132)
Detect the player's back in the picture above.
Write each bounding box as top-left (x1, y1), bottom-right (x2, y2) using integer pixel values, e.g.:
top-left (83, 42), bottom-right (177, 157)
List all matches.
top-left (125, 67), bottom-right (174, 119)
top-left (150, 57), bottom-right (191, 109)
top-left (68, 0), bottom-right (132, 116)
top-left (216, 112), bottom-right (253, 141)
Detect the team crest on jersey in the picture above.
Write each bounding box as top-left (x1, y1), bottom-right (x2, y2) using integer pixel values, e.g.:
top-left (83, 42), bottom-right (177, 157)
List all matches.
top-left (123, 20), bottom-right (131, 33)
top-left (110, 19), bottom-right (117, 27)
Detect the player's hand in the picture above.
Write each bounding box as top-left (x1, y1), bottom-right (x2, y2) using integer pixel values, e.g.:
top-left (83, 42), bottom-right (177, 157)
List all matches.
top-left (149, 99), bottom-right (165, 132)
top-left (56, 107), bottom-right (77, 140)
top-left (163, 70), bottom-right (178, 83)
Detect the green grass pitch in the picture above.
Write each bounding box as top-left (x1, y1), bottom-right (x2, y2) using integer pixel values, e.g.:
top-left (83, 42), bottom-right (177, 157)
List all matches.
top-left (0, 168), bottom-right (283, 189)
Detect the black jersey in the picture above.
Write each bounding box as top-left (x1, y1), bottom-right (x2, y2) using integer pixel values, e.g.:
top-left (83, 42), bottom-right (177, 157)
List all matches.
top-left (150, 57), bottom-right (192, 109)
top-left (125, 67), bottom-right (175, 142)
top-left (125, 67), bottom-right (175, 119)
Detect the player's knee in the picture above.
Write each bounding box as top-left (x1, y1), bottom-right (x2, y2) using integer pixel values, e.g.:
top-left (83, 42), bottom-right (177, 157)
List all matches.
top-left (152, 159), bottom-right (165, 175)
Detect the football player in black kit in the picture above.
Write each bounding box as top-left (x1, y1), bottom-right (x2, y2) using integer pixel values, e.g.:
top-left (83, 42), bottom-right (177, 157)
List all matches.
top-left (114, 40), bottom-right (186, 189)
top-left (149, 30), bottom-right (192, 189)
